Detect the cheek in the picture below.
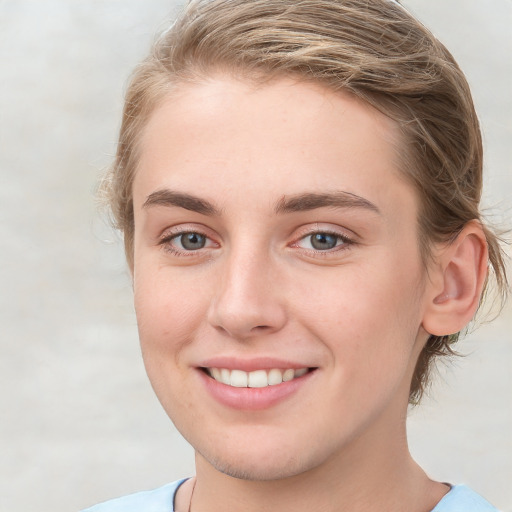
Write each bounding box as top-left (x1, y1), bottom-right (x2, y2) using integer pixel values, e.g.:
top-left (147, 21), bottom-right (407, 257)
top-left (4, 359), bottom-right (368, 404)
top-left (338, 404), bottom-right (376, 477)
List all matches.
top-left (295, 255), bottom-right (425, 378)
top-left (133, 266), bottom-right (210, 361)
top-left (132, 267), bottom-right (210, 419)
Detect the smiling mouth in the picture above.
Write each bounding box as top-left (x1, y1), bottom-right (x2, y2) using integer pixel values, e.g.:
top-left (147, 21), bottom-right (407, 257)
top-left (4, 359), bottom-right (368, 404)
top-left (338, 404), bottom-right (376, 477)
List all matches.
top-left (203, 367), bottom-right (313, 388)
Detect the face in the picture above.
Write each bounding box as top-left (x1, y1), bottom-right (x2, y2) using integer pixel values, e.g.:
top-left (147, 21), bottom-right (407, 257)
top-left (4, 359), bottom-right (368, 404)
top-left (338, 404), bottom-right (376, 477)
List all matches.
top-left (132, 76), bottom-right (431, 480)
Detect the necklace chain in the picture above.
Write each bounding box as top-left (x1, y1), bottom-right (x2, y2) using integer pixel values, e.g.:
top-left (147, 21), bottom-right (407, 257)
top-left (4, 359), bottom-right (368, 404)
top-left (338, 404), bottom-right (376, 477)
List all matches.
top-left (187, 479), bottom-right (196, 512)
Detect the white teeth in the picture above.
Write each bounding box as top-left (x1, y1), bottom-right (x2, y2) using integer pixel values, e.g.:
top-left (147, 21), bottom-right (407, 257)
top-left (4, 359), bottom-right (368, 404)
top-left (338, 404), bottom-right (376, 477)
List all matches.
top-left (207, 367), bottom-right (310, 388)
top-left (230, 370), bottom-right (248, 387)
top-left (267, 368), bottom-right (283, 386)
top-left (220, 368), bottom-right (231, 385)
top-left (248, 370), bottom-right (268, 388)
top-left (282, 369), bottom-right (295, 382)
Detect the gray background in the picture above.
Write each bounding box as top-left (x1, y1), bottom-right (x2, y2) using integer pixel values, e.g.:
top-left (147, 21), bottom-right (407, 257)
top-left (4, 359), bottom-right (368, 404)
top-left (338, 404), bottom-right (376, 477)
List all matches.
top-left (0, 1), bottom-right (510, 511)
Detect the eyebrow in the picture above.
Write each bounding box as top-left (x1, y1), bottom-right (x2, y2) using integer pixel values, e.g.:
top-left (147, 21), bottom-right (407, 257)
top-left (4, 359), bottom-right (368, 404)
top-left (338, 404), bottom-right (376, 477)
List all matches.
top-left (143, 189), bottom-right (220, 216)
top-left (142, 189), bottom-right (380, 217)
top-left (274, 191), bottom-right (381, 215)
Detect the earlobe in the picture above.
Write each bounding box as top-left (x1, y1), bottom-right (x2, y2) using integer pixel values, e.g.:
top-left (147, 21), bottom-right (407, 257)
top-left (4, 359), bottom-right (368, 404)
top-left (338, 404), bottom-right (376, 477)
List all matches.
top-left (422, 221), bottom-right (489, 337)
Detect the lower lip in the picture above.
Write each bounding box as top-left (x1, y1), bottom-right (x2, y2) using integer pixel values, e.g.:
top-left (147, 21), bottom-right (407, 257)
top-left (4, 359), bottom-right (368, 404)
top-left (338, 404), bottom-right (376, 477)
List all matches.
top-left (198, 369), bottom-right (315, 410)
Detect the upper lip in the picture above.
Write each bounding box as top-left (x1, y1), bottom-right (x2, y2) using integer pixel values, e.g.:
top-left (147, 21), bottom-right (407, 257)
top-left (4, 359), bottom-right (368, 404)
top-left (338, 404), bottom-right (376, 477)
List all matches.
top-left (197, 356), bottom-right (315, 372)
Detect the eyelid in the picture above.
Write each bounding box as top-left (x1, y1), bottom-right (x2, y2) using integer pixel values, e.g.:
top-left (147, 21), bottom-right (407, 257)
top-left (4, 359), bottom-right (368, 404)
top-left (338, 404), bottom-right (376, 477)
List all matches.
top-left (156, 223), bottom-right (356, 258)
top-left (289, 224), bottom-right (357, 253)
top-left (158, 224), bottom-right (220, 255)
top-left (291, 223), bottom-right (356, 241)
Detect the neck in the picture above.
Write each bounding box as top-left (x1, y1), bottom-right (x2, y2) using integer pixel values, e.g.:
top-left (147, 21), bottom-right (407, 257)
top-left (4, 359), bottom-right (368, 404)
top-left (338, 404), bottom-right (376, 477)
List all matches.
top-left (187, 407), bottom-right (448, 512)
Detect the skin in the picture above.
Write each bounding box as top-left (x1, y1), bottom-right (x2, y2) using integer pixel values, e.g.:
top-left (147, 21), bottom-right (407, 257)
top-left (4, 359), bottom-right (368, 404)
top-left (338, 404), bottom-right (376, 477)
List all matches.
top-left (131, 76), bottom-right (460, 511)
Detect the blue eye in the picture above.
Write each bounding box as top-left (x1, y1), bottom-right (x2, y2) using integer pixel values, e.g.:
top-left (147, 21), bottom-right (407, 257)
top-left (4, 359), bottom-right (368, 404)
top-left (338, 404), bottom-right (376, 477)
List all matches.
top-left (309, 233), bottom-right (339, 250)
top-left (159, 227), bottom-right (219, 257)
top-left (174, 232), bottom-right (207, 250)
top-left (296, 232), bottom-right (350, 251)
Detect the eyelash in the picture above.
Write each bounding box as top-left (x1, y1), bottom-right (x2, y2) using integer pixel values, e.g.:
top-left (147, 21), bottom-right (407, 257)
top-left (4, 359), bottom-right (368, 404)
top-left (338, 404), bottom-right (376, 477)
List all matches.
top-left (158, 228), bottom-right (217, 257)
top-left (291, 229), bottom-right (354, 255)
top-left (158, 228), bottom-right (354, 257)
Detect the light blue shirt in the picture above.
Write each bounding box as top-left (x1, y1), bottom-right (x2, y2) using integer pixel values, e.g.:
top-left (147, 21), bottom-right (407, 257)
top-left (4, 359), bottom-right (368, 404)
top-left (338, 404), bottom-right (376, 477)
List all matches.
top-left (432, 485), bottom-right (499, 512)
top-left (81, 480), bottom-right (499, 511)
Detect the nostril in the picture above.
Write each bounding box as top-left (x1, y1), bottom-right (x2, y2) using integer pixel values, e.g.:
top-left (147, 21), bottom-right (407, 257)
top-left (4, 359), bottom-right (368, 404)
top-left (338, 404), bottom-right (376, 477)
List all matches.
top-left (207, 293), bottom-right (287, 338)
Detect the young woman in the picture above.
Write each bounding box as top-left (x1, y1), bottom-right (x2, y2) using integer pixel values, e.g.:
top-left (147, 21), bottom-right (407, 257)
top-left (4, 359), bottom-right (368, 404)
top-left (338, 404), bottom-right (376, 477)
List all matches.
top-left (84, 1), bottom-right (508, 510)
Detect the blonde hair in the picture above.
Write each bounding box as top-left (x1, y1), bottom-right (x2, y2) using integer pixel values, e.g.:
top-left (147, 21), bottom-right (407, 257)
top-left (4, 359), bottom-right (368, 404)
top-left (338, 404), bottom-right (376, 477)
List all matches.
top-left (104, 0), bottom-right (509, 402)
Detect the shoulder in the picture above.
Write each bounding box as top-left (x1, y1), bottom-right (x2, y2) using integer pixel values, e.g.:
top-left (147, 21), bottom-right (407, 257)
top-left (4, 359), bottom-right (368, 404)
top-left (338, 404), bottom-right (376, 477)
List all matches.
top-left (81, 479), bottom-right (187, 512)
top-left (432, 485), bottom-right (500, 512)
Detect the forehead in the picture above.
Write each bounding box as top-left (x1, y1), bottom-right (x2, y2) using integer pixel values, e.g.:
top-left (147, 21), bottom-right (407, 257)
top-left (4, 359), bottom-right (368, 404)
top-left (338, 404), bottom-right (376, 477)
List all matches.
top-left (134, 75), bottom-right (416, 221)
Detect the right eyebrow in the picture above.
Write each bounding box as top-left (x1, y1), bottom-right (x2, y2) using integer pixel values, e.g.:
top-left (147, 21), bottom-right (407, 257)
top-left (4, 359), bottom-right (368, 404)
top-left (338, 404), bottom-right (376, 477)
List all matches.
top-left (142, 189), bottom-right (220, 216)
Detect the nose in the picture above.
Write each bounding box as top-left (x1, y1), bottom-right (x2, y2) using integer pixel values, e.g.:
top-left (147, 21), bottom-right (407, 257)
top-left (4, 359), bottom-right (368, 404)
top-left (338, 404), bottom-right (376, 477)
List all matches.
top-left (207, 250), bottom-right (287, 340)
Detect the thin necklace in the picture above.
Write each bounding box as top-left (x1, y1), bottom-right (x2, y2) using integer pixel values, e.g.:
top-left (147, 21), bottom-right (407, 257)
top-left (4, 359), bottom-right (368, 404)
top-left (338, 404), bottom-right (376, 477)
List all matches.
top-left (187, 479), bottom-right (196, 512)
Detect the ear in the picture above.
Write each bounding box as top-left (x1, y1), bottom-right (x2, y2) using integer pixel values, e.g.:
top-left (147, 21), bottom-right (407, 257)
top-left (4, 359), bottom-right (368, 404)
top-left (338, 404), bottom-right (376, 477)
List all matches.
top-left (422, 221), bottom-right (489, 337)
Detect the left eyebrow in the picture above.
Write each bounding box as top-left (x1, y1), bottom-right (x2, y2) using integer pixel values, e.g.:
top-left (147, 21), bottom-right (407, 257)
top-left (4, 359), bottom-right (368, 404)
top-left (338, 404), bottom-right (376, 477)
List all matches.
top-left (274, 191), bottom-right (381, 215)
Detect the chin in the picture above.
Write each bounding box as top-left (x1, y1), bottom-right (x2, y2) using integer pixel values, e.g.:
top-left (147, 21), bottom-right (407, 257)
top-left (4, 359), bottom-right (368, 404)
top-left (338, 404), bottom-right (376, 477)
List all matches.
top-left (203, 452), bottom-right (311, 481)
top-left (193, 434), bottom-right (331, 482)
